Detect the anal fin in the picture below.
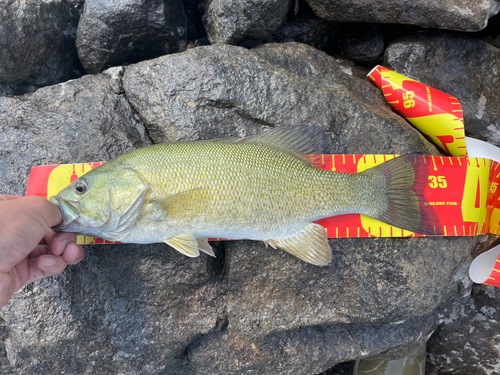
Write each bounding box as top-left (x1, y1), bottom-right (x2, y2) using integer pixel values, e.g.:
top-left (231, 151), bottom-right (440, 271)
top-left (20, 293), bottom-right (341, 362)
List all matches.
top-left (266, 223), bottom-right (332, 266)
top-left (197, 239), bottom-right (216, 257)
top-left (165, 234), bottom-right (200, 257)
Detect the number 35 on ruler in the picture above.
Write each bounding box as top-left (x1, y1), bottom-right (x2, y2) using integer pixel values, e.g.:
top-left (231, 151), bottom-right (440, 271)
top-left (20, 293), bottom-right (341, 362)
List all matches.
top-left (428, 175), bottom-right (447, 188)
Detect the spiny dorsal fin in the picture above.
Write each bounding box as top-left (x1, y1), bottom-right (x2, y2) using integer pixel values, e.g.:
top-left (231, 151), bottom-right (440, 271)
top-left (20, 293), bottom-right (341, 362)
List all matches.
top-left (197, 239), bottom-right (216, 257)
top-left (266, 223), bottom-right (332, 266)
top-left (165, 234), bottom-right (200, 257)
top-left (213, 126), bottom-right (326, 155)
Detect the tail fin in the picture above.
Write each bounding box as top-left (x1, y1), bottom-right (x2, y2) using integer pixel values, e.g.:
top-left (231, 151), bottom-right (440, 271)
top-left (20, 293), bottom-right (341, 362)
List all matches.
top-left (362, 155), bottom-right (443, 235)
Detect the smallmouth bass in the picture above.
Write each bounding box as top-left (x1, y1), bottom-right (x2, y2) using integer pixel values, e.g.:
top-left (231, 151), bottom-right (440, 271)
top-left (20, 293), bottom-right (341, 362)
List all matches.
top-left (50, 127), bottom-right (442, 265)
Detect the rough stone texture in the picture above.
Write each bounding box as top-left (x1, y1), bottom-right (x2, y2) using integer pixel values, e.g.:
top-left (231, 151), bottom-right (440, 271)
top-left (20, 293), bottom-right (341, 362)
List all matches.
top-left (223, 238), bottom-right (472, 339)
top-left (1, 244), bottom-right (225, 375)
top-left (0, 0), bottom-right (84, 88)
top-left (76, 0), bottom-right (187, 74)
top-left (187, 307), bottom-right (438, 375)
top-left (0, 67), bottom-right (149, 196)
top-left (0, 42), bottom-right (478, 374)
top-left (338, 25), bottom-right (385, 66)
top-left (384, 32), bottom-right (500, 147)
top-left (0, 318), bottom-right (16, 374)
top-left (238, 7), bottom-right (339, 51)
top-left (123, 43), bottom-right (439, 156)
top-left (205, 0), bottom-right (292, 44)
top-left (304, 0), bottom-right (500, 32)
top-left (426, 284), bottom-right (500, 375)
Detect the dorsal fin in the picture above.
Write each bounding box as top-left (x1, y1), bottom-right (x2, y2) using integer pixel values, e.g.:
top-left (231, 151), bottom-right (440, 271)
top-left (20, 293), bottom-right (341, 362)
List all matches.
top-left (212, 126), bottom-right (327, 155)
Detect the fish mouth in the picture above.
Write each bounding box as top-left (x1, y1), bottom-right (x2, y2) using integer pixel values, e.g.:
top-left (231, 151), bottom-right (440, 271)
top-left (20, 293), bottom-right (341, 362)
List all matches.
top-left (50, 196), bottom-right (82, 231)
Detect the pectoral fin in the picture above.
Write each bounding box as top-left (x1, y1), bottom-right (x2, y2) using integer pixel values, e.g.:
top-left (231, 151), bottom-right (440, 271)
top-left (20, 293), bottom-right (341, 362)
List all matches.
top-left (197, 239), bottom-right (216, 257)
top-left (151, 187), bottom-right (204, 220)
top-left (266, 223), bottom-right (332, 266)
top-left (164, 234), bottom-right (200, 257)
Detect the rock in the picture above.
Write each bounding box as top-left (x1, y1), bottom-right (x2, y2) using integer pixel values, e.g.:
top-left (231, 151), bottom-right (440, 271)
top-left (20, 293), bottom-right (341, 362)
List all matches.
top-left (76, 0), bottom-right (187, 74)
top-left (384, 32), bottom-right (500, 147)
top-left (237, 7), bottom-right (339, 51)
top-left (1, 244), bottom-right (225, 375)
top-left (183, 0), bottom-right (207, 41)
top-left (304, 0), bottom-right (500, 32)
top-left (0, 84), bottom-right (36, 97)
top-left (222, 237), bottom-right (472, 340)
top-left (0, 67), bottom-right (148, 196)
top-left (123, 43), bottom-right (438, 156)
top-left (0, 318), bottom-right (16, 374)
top-left (187, 307), bottom-right (438, 375)
top-left (0, 42), bottom-right (476, 374)
top-left (0, 0), bottom-right (84, 88)
top-left (205, 0), bottom-right (292, 44)
top-left (426, 284), bottom-right (500, 375)
top-left (338, 25), bottom-right (385, 66)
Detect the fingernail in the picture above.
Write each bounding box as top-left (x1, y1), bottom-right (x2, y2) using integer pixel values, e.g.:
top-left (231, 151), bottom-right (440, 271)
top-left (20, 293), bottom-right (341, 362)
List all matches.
top-left (42, 257), bottom-right (57, 268)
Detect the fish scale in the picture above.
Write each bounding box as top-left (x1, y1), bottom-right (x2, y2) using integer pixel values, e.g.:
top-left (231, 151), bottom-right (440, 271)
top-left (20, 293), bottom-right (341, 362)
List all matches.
top-left (51, 127), bottom-right (441, 265)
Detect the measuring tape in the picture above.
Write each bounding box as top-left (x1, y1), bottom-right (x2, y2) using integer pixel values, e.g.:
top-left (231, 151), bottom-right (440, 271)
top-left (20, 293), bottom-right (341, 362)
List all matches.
top-left (368, 65), bottom-right (467, 157)
top-left (24, 154), bottom-right (500, 242)
top-left (24, 66), bottom-right (500, 287)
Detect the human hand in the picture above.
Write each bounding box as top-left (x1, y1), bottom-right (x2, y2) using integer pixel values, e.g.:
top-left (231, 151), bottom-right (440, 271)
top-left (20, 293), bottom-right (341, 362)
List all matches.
top-left (0, 195), bottom-right (84, 308)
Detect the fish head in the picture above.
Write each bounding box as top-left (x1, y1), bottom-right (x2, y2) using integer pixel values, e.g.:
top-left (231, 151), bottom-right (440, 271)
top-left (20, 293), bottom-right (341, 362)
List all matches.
top-left (50, 167), bottom-right (151, 240)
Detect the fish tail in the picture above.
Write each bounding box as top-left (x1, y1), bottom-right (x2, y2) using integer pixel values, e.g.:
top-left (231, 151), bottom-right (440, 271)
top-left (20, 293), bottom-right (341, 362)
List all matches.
top-left (362, 155), bottom-right (443, 235)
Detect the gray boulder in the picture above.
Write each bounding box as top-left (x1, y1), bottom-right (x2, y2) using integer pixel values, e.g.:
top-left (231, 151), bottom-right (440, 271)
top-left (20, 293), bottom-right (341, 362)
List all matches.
top-left (188, 309), bottom-right (439, 375)
top-left (1, 244), bottom-right (225, 375)
top-left (205, 0), bottom-right (292, 44)
top-left (76, 0), bottom-right (187, 74)
top-left (0, 43), bottom-right (475, 374)
top-left (384, 32), bottom-right (500, 147)
top-left (123, 43), bottom-right (438, 155)
top-left (223, 237), bottom-right (472, 340)
top-left (338, 25), bottom-right (385, 66)
top-left (0, 67), bottom-right (149, 196)
top-left (304, 0), bottom-right (500, 32)
top-left (427, 284), bottom-right (500, 375)
top-left (0, 0), bottom-right (84, 89)
top-left (261, 11), bottom-right (337, 51)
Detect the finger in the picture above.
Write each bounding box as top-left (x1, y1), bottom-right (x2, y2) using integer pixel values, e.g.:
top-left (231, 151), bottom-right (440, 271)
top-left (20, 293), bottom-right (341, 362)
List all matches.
top-left (0, 195), bottom-right (23, 201)
top-left (22, 196), bottom-right (62, 228)
top-left (29, 244), bottom-right (49, 259)
top-left (47, 232), bottom-right (78, 256)
top-left (62, 243), bottom-right (84, 265)
top-left (24, 255), bottom-right (68, 285)
top-left (42, 228), bottom-right (60, 246)
top-left (0, 272), bottom-right (15, 308)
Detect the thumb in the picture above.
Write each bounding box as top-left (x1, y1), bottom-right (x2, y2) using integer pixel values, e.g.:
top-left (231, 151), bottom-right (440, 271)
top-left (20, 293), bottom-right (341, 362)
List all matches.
top-left (21, 196), bottom-right (63, 228)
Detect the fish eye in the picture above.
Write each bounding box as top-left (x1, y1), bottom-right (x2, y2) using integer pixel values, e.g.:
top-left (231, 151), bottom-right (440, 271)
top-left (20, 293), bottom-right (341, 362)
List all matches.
top-left (75, 181), bottom-right (87, 195)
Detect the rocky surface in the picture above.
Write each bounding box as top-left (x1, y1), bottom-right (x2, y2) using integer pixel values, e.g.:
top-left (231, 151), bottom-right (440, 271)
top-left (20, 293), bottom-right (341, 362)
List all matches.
top-left (384, 32), bottom-right (500, 147)
top-left (1, 244), bottom-right (225, 375)
top-left (426, 284), bottom-right (500, 375)
top-left (205, 0), bottom-right (292, 44)
top-left (246, 9), bottom-right (338, 51)
top-left (76, 0), bottom-right (187, 74)
top-left (188, 309), bottom-right (438, 375)
top-left (0, 2), bottom-right (499, 374)
top-left (0, 67), bottom-right (149, 196)
top-left (0, 0), bottom-right (84, 90)
top-left (223, 237), bottom-right (472, 340)
top-left (123, 43), bottom-right (438, 156)
top-left (304, 0), bottom-right (500, 32)
top-left (338, 25), bottom-right (385, 66)
top-left (0, 42), bottom-right (478, 374)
